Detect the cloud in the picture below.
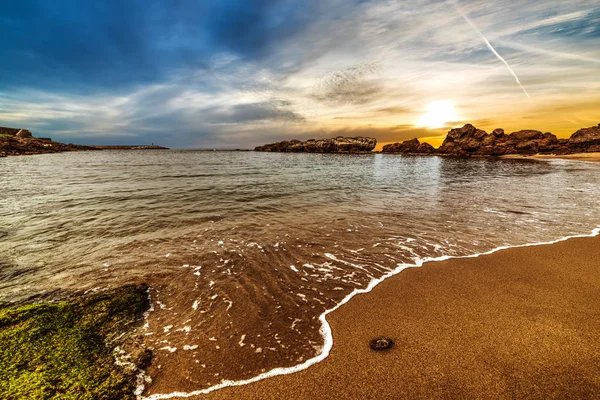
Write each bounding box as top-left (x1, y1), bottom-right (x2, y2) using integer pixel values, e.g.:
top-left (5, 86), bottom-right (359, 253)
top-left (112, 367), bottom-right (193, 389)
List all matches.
top-left (312, 62), bottom-right (383, 105)
top-left (376, 106), bottom-right (413, 115)
top-left (0, 0), bottom-right (599, 147)
top-left (202, 101), bottom-right (305, 124)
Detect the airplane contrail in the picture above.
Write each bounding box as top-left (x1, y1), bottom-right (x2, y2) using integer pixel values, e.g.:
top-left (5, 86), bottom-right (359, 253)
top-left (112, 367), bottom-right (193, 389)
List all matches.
top-left (459, 10), bottom-right (532, 103)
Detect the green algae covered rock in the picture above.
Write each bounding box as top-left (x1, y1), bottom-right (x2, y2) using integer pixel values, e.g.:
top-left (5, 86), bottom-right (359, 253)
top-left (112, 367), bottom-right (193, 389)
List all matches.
top-left (0, 284), bottom-right (150, 400)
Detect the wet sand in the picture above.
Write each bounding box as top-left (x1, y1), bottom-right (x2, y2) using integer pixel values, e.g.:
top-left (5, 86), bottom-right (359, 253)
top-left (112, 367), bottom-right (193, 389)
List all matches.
top-left (502, 152), bottom-right (600, 162)
top-left (189, 235), bottom-right (600, 399)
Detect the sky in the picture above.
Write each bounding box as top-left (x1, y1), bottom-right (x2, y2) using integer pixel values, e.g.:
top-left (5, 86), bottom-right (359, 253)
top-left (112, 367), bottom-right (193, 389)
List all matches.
top-left (0, 0), bottom-right (599, 149)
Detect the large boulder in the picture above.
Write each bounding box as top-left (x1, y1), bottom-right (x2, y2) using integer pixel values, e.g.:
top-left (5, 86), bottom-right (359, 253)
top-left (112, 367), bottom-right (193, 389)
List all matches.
top-left (508, 130), bottom-right (553, 154)
top-left (437, 124), bottom-right (491, 156)
top-left (333, 136), bottom-right (377, 153)
top-left (508, 130), bottom-right (545, 141)
top-left (382, 138), bottom-right (435, 154)
top-left (568, 124), bottom-right (600, 152)
top-left (382, 138), bottom-right (420, 153)
top-left (435, 124), bottom-right (561, 156)
top-left (417, 142), bottom-right (435, 154)
top-left (255, 136), bottom-right (376, 153)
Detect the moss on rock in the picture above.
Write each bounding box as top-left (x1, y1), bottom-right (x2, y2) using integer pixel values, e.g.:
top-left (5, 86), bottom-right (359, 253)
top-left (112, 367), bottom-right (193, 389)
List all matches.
top-left (0, 284), bottom-right (150, 400)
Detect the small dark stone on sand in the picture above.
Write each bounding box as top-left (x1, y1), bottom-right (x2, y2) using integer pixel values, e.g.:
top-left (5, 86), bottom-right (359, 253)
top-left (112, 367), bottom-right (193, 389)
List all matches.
top-left (136, 348), bottom-right (154, 369)
top-left (370, 337), bottom-right (394, 351)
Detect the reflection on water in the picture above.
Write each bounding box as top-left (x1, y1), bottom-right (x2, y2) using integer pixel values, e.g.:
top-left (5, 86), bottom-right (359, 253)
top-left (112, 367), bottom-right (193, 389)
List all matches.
top-left (1, 151), bottom-right (599, 393)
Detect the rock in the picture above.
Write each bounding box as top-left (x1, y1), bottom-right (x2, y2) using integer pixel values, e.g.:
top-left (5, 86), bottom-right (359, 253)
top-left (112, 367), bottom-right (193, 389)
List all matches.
top-left (0, 126), bottom-right (22, 136)
top-left (382, 138), bottom-right (419, 153)
top-left (135, 348), bottom-right (153, 369)
top-left (437, 124), bottom-right (489, 156)
top-left (382, 138), bottom-right (434, 154)
top-left (418, 142), bottom-right (435, 154)
top-left (0, 127), bottom-right (99, 156)
top-left (434, 124), bottom-right (562, 157)
top-left (492, 128), bottom-right (505, 137)
top-left (0, 125), bottom-right (168, 156)
top-left (508, 130), bottom-right (545, 141)
top-left (214, 123), bottom-right (600, 157)
top-left (15, 129), bottom-right (33, 138)
top-left (0, 284), bottom-right (150, 399)
top-left (568, 124), bottom-right (600, 152)
top-left (255, 136), bottom-right (376, 153)
top-left (369, 337), bottom-right (394, 351)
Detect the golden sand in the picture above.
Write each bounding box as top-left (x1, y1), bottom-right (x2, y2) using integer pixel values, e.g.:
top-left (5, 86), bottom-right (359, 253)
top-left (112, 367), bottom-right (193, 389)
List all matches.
top-left (190, 235), bottom-right (600, 399)
top-left (502, 152), bottom-right (600, 162)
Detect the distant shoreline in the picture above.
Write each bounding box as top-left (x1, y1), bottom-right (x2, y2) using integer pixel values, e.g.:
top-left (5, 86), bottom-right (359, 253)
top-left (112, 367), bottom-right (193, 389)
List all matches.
top-left (89, 145), bottom-right (169, 150)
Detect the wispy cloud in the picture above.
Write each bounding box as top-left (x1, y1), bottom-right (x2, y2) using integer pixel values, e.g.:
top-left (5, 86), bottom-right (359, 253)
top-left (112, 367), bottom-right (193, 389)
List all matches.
top-left (0, 0), bottom-right (598, 147)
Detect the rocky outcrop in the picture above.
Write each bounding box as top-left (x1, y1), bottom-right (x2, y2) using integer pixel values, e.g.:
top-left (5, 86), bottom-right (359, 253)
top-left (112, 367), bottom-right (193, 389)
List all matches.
top-left (382, 138), bottom-right (435, 154)
top-left (255, 136), bottom-right (376, 153)
top-left (381, 123), bottom-right (600, 157)
top-left (0, 133), bottom-right (98, 157)
top-left (435, 124), bottom-right (563, 156)
top-left (0, 126), bottom-right (169, 157)
top-left (0, 126), bottom-right (23, 136)
top-left (91, 145), bottom-right (169, 150)
top-left (569, 124), bottom-right (600, 153)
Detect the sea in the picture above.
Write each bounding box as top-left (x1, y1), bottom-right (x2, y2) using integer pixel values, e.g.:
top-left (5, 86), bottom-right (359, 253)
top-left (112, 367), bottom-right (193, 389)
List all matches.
top-left (1, 150), bottom-right (599, 397)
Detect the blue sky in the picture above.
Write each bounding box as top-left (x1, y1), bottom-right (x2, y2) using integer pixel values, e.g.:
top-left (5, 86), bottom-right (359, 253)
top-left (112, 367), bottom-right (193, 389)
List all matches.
top-left (1, 0), bottom-right (599, 148)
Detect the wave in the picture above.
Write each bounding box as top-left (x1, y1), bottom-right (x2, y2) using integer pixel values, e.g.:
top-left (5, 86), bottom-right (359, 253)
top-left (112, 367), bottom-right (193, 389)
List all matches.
top-left (141, 227), bottom-right (600, 399)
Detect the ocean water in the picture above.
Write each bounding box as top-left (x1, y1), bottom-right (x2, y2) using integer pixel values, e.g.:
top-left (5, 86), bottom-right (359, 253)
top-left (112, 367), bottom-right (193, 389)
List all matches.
top-left (1, 150), bottom-right (599, 396)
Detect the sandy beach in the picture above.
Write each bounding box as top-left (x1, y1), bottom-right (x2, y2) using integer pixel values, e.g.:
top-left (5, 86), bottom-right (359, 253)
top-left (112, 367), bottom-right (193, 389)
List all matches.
top-left (502, 152), bottom-right (600, 162)
top-left (186, 234), bottom-right (600, 400)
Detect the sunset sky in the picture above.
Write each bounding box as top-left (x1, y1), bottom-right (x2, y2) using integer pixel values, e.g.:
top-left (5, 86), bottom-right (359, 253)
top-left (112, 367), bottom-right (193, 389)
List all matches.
top-left (0, 0), bottom-right (598, 149)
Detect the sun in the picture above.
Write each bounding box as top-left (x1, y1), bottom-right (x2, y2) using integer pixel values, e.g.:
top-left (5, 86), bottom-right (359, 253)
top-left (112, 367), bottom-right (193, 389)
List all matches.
top-left (418, 101), bottom-right (458, 129)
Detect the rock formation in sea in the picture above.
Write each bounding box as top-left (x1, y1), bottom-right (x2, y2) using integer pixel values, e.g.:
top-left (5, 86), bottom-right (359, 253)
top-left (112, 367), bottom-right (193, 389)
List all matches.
top-left (435, 124), bottom-right (564, 156)
top-left (382, 138), bottom-right (435, 154)
top-left (382, 123), bottom-right (600, 157)
top-left (254, 136), bottom-right (377, 153)
top-left (569, 124), bottom-right (600, 153)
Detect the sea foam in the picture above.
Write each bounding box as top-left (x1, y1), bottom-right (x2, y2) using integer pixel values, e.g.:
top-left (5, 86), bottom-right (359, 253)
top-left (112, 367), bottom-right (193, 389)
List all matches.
top-left (140, 227), bottom-right (600, 399)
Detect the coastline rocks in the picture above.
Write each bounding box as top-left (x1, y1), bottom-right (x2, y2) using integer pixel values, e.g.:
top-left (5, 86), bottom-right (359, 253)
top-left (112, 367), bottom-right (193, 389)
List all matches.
top-left (1, 125), bottom-right (97, 156)
top-left (437, 124), bottom-right (489, 155)
top-left (255, 136), bottom-right (377, 153)
top-left (0, 126), bottom-right (22, 136)
top-left (91, 145), bottom-right (169, 150)
top-left (382, 138), bottom-right (435, 154)
top-left (435, 124), bottom-right (561, 157)
top-left (380, 123), bottom-right (600, 157)
top-left (568, 124), bottom-right (600, 153)
top-left (0, 125), bottom-right (169, 157)
top-left (0, 134), bottom-right (98, 156)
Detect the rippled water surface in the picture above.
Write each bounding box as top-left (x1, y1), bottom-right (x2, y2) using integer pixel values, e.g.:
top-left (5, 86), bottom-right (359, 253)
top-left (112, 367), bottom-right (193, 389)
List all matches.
top-left (1, 150), bottom-right (599, 394)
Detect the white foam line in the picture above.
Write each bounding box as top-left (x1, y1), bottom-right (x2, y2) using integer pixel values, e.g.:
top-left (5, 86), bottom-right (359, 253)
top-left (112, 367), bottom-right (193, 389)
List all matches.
top-left (141, 227), bottom-right (600, 400)
top-left (324, 253), bottom-right (371, 274)
top-left (135, 289), bottom-right (155, 397)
